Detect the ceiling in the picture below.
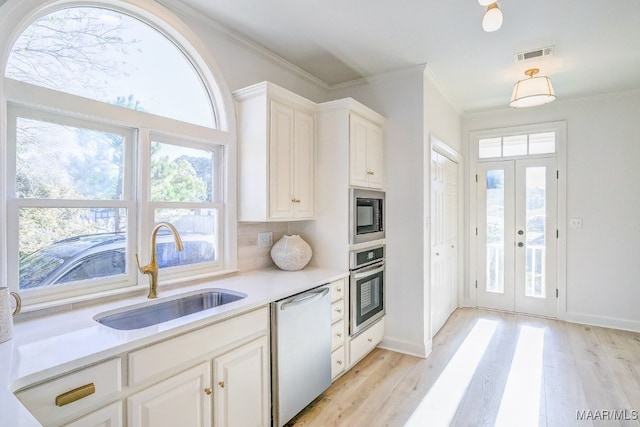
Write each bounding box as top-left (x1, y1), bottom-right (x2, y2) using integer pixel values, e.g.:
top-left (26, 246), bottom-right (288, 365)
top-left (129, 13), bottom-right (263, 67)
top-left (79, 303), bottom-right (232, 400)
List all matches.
top-left (175, 0), bottom-right (640, 113)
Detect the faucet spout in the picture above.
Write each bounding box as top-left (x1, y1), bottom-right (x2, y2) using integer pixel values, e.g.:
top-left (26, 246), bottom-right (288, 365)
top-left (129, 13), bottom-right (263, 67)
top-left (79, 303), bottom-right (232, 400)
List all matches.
top-left (135, 222), bottom-right (184, 298)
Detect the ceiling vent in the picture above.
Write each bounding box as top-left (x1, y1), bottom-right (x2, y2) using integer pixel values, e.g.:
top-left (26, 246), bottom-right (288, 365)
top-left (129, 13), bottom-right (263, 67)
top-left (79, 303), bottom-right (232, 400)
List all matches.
top-left (514, 46), bottom-right (554, 63)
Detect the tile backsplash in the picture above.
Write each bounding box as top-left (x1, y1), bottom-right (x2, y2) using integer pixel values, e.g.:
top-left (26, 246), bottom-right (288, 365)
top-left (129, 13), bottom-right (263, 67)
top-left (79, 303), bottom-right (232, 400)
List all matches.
top-left (237, 222), bottom-right (289, 271)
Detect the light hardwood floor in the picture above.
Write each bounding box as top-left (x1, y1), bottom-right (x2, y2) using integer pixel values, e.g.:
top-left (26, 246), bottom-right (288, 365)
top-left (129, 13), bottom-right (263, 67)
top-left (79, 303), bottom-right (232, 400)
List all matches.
top-left (287, 308), bottom-right (640, 427)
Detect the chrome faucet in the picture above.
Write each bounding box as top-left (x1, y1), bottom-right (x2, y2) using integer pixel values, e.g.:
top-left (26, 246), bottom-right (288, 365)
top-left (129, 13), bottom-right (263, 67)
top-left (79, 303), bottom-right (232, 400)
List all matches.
top-left (136, 222), bottom-right (184, 299)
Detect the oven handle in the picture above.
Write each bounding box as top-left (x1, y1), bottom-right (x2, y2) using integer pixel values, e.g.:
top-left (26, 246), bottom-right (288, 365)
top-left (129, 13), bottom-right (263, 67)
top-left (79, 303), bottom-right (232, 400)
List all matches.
top-left (353, 264), bottom-right (384, 280)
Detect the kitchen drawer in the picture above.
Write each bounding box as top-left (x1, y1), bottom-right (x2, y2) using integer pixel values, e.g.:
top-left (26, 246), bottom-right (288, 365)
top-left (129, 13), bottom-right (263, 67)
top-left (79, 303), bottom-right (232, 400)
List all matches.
top-left (349, 317), bottom-right (385, 366)
top-left (128, 306), bottom-right (268, 386)
top-left (331, 320), bottom-right (345, 351)
top-left (331, 300), bottom-right (344, 323)
top-left (15, 358), bottom-right (122, 425)
top-left (331, 346), bottom-right (346, 379)
top-left (330, 279), bottom-right (345, 303)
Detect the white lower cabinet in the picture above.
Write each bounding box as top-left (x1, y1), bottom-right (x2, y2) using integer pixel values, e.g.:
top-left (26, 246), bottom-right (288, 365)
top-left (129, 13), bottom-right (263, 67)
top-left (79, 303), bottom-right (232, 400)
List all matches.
top-left (128, 363), bottom-right (212, 427)
top-left (329, 278), bottom-right (348, 381)
top-left (17, 307), bottom-right (270, 427)
top-left (213, 336), bottom-right (270, 427)
top-left (349, 317), bottom-right (385, 367)
top-left (65, 401), bottom-right (123, 427)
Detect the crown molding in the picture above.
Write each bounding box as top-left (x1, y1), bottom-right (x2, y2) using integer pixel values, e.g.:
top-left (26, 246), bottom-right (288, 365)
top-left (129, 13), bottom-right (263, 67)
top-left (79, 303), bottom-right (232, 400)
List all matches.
top-left (157, 0), bottom-right (330, 90)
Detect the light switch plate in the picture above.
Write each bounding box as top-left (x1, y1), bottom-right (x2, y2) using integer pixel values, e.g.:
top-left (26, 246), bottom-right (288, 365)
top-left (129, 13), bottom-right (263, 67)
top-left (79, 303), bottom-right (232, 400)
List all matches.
top-left (258, 232), bottom-right (273, 248)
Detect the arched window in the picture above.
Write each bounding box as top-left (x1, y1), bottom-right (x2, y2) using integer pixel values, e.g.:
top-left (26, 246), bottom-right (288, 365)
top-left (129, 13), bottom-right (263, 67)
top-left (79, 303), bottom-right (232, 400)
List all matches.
top-left (6, 7), bottom-right (216, 128)
top-left (1, 2), bottom-right (235, 305)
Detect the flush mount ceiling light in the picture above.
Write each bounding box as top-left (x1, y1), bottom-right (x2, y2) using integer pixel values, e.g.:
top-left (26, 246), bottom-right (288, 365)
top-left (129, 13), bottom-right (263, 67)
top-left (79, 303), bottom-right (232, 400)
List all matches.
top-left (482, 2), bottom-right (503, 32)
top-left (510, 68), bottom-right (557, 108)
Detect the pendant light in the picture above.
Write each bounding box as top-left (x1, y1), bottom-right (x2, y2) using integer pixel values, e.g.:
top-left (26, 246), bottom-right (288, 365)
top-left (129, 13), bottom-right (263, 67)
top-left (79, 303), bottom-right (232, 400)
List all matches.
top-left (509, 68), bottom-right (557, 108)
top-left (482, 3), bottom-right (503, 32)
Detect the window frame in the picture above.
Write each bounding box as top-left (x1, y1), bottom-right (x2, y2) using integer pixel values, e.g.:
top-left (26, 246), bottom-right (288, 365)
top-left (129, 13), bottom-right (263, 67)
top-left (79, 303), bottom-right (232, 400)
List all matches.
top-left (0, 0), bottom-right (238, 307)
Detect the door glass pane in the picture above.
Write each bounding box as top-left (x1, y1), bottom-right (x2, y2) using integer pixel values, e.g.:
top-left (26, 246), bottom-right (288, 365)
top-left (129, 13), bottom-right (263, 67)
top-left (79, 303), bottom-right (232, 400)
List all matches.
top-left (525, 167), bottom-right (546, 297)
top-left (478, 138), bottom-right (502, 158)
top-left (503, 135), bottom-right (527, 156)
top-left (529, 132), bottom-right (556, 154)
top-left (486, 169), bottom-right (505, 293)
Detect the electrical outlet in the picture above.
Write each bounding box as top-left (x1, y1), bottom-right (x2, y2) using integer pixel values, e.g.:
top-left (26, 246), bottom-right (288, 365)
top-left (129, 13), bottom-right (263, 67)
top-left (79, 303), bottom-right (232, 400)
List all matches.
top-left (258, 232), bottom-right (273, 248)
top-left (569, 218), bottom-right (583, 229)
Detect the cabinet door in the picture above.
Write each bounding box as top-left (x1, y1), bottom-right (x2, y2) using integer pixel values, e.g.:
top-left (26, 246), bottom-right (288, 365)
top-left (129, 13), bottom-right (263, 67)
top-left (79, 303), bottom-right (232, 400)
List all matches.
top-left (64, 401), bottom-right (123, 427)
top-left (365, 122), bottom-right (384, 189)
top-left (214, 336), bottom-right (270, 427)
top-left (292, 109), bottom-right (314, 218)
top-left (269, 100), bottom-right (295, 219)
top-left (349, 113), bottom-right (370, 188)
top-left (128, 362), bottom-right (212, 427)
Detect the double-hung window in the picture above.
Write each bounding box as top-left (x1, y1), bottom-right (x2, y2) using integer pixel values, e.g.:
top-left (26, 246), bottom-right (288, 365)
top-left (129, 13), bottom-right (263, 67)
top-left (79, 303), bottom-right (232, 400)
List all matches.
top-left (2, 5), bottom-right (234, 305)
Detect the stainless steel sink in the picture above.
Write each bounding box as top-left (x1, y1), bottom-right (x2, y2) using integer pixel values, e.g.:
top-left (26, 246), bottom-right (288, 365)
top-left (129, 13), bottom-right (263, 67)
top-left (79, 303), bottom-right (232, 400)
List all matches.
top-left (94, 288), bottom-right (247, 330)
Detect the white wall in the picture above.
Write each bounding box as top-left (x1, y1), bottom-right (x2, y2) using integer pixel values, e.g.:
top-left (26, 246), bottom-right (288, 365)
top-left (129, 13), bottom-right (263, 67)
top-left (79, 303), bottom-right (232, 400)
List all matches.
top-left (330, 66), bottom-right (462, 357)
top-left (463, 89), bottom-right (640, 332)
top-left (162, 1), bottom-right (328, 102)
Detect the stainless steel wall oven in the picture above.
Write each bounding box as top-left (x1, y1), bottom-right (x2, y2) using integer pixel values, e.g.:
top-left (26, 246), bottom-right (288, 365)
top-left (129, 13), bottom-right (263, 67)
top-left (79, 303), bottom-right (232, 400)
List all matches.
top-left (349, 245), bottom-right (385, 336)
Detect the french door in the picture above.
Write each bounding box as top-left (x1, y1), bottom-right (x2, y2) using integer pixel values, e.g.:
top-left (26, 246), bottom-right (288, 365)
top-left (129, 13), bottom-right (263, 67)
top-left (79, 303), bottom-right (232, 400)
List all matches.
top-left (476, 157), bottom-right (557, 317)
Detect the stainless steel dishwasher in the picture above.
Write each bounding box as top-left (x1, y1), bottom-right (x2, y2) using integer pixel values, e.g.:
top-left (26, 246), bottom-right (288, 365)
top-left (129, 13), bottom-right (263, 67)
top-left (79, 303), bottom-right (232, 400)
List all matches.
top-left (271, 284), bottom-right (331, 427)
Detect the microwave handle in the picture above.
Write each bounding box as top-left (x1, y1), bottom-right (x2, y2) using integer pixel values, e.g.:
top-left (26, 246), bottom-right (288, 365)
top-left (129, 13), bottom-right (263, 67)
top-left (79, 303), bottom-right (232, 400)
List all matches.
top-left (353, 264), bottom-right (384, 280)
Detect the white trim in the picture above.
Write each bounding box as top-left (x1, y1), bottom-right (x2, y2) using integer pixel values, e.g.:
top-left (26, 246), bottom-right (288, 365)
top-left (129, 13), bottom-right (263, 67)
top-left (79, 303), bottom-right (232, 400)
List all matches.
top-left (565, 312), bottom-right (640, 334)
top-left (379, 337), bottom-right (432, 359)
top-left (155, 0), bottom-right (330, 91)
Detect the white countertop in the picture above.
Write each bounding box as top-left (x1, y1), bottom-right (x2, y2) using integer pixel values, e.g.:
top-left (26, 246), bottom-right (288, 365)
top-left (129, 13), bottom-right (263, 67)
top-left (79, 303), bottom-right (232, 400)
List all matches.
top-left (0, 266), bottom-right (347, 427)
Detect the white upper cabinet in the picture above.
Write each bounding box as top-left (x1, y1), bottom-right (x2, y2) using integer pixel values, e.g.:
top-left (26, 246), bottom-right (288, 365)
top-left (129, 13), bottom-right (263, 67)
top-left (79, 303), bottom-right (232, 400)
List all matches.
top-left (349, 112), bottom-right (384, 189)
top-left (234, 82), bottom-right (316, 221)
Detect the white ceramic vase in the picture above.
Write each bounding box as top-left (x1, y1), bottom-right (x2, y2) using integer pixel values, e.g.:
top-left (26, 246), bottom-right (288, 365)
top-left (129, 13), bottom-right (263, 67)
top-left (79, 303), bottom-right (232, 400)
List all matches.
top-left (0, 287), bottom-right (21, 343)
top-left (270, 235), bottom-right (312, 271)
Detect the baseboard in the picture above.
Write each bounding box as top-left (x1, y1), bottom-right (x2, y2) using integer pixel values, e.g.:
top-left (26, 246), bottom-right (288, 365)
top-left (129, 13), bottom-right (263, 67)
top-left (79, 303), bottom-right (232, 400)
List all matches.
top-left (565, 312), bottom-right (640, 333)
top-left (378, 336), bottom-right (432, 359)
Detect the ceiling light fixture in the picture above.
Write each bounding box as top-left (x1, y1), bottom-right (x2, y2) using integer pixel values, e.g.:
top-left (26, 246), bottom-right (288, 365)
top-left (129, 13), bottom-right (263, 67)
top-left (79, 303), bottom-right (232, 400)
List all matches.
top-left (482, 2), bottom-right (503, 32)
top-left (510, 68), bottom-right (557, 108)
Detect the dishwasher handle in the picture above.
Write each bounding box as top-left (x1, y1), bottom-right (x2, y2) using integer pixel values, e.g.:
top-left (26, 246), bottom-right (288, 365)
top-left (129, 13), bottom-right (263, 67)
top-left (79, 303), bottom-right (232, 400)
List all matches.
top-left (280, 287), bottom-right (329, 311)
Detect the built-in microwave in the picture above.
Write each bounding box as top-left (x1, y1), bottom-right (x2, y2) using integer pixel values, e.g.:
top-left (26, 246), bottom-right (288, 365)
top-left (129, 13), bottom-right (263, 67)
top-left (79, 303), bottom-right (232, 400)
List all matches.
top-left (349, 188), bottom-right (385, 244)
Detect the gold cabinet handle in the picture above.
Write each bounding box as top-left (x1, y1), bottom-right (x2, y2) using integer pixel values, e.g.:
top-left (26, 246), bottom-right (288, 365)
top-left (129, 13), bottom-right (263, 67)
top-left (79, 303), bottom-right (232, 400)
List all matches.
top-left (337, 360), bottom-right (343, 365)
top-left (367, 171), bottom-right (375, 175)
top-left (55, 383), bottom-right (95, 407)
top-left (336, 308), bottom-right (343, 314)
top-left (337, 333), bottom-right (342, 338)
top-left (368, 338), bottom-right (373, 342)
top-left (204, 387), bottom-right (213, 396)
top-left (336, 288), bottom-right (342, 292)
top-left (218, 381), bottom-right (225, 388)
top-left (291, 198), bottom-right (301, 203)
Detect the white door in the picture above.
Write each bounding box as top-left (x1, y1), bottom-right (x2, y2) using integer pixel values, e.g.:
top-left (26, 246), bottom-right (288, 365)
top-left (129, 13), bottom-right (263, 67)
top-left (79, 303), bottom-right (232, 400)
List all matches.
top-left (476, 158), bottom-right (557, 317)
top-left (214, 336), bottom-right (270, 427)
top-left (431, 151), bottom-right (458, 336)
top-left (127, 362), bottom-right (212, 427)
